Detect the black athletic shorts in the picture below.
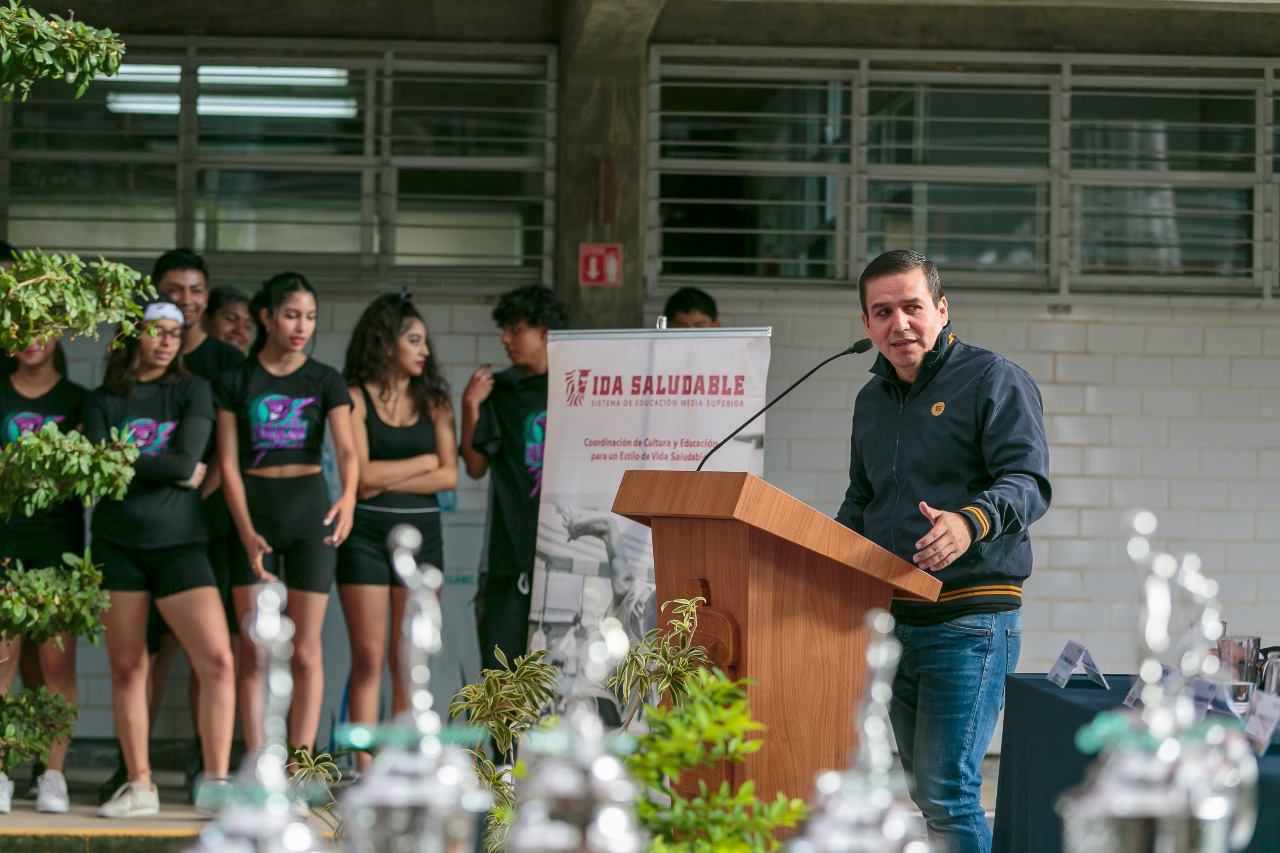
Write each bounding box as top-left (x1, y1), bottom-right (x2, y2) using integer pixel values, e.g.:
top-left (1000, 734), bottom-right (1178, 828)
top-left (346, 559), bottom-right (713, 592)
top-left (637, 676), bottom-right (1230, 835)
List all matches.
top-left (203, 488), bottom-right (239, 633)
top-left (337, 505), bottom-right (443, 586)
top-left (0, 523), bottom-right (85, 579)
top-left (97, 539), bottom-right (217, 599)
top-left (231, 473), bottom-right (336, 594)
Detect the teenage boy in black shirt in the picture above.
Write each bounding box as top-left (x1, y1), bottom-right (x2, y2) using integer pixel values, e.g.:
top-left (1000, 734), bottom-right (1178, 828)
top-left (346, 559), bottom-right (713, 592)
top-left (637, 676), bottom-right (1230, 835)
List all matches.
top-left (152, 249), bottom-right (244, 382)
top-left (460, 284), bottom-right (570, 674)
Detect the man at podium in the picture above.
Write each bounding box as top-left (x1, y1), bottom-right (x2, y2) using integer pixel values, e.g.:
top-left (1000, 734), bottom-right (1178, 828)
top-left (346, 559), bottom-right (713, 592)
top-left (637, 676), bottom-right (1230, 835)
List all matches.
top-left (836, 250), bottom-right (1051, 853)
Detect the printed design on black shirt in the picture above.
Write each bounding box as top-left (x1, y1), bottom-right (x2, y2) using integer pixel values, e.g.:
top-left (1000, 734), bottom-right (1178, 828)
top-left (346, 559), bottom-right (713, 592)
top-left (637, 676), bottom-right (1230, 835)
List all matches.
top-left (524, 409), bottom-right (546, 497)
top-left (122, 417), bottom-right (176, 456)
top-left (249, 392), bottom-right (315, 467)
top-left (4, 412), bottom-right (65, 442)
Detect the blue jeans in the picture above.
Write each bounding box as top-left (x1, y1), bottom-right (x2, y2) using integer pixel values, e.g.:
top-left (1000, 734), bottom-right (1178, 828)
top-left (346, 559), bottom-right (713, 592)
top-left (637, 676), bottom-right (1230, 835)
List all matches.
top-left (890, 609), bottom-right (1021, 853)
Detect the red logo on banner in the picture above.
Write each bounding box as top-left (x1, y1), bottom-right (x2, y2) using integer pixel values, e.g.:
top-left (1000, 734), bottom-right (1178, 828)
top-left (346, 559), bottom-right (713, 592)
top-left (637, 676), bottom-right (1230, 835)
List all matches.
top-left (579, 243), bottom-right (621, 286)
top-left (565, 369), bottom-right (590, 406)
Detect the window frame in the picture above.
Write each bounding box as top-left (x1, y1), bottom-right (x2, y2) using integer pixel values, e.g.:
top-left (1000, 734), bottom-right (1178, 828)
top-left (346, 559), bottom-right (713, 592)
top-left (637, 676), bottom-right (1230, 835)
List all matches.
top-left (0, 36), bottom-right (557, 296)
top-left (648, 46), bottom-right (1279, 305)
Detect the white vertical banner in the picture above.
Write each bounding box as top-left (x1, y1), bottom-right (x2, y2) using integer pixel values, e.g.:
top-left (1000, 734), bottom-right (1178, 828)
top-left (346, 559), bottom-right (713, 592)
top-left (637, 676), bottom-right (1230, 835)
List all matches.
top-left (530, 327), bottom-right (771, 712)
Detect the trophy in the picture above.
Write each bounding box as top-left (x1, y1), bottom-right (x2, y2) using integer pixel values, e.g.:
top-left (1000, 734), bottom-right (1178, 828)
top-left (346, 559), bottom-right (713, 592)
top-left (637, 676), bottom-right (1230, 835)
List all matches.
top-left (181, 582), bottom-right (332, 853)
top-left (789, 609), bottom-right (933, 853)
top-left (505, 603), bottom-right (647, 853)
top-left (1058, 511), bottom-right (1258, 853)
top-left (341, 523), bottom-right (491, 853)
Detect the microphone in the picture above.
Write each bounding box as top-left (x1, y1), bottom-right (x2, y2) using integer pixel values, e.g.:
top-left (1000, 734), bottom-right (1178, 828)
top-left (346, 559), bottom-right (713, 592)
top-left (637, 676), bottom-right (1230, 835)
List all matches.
top-left (697, 338), bottom-right (874, 472)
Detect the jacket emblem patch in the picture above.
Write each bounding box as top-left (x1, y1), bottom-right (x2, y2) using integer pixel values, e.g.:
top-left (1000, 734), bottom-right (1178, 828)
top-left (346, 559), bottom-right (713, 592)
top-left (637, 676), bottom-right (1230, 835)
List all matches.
top-left (931, 402), bottom-right (945, 416)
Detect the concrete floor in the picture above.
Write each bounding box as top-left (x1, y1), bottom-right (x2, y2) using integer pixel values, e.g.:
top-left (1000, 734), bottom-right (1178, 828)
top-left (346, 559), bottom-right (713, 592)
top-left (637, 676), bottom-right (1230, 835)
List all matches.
top-left (0, 756), bottom-right (1003, 851)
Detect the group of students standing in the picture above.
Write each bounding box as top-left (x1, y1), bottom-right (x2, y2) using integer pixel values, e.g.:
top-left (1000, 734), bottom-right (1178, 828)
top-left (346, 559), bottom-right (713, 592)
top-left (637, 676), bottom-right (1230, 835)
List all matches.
top-left (0, 248), bottom-right (460, 819)
top-left (0, 243), bottom-right (722, 820)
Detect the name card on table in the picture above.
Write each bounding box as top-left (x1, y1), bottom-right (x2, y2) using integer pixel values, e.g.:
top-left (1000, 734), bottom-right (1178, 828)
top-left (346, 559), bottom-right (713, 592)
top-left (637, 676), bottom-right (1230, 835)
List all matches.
top-left (1123, 664), bottom-right (1174, 708)
top-left (1047, 640), bottom-right (1110, 689)
top-left (1244, 692), bottom-right (1280, 754)
top-left (1190, 677), bottom-right (1240, 719)
top-left (1123, 668), bottom-right (1243, 720)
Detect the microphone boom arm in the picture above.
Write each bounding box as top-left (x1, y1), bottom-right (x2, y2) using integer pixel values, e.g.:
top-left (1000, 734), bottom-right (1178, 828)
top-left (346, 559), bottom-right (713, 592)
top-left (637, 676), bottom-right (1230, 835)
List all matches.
top-left (696, 338), bottom-right (872, 472)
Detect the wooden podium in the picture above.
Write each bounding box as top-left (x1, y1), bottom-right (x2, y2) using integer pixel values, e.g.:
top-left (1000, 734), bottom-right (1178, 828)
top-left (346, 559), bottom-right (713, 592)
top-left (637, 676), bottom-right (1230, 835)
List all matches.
top-left (612, 470), bottom-right (941, 804)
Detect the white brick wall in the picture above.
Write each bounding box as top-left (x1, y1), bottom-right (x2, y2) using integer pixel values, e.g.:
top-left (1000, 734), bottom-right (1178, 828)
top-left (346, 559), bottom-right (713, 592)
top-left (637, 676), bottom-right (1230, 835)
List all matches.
top-left (680, 297), bottom-right (1280, 677)
top-left (52, 291), bottom-right (1280, 738)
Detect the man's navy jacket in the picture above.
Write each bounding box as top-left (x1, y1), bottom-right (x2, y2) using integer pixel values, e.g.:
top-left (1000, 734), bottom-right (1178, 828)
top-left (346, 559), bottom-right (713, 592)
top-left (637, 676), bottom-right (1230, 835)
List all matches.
top-left (836, 324), bottom-right (1052, 625)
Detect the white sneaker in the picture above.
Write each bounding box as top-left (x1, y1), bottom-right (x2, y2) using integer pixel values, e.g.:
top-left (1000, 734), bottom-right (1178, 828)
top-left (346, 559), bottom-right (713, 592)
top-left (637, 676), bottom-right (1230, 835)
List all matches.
top-left (0, 771), bottom-right (12, 814)
top-left (36, 769), bottom-right (70, 813)
top-left (98, 779), bottom-right (160, 818)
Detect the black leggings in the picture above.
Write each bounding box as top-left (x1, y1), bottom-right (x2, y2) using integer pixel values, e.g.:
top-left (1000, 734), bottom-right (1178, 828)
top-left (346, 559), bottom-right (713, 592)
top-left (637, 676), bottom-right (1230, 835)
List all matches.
top-left (475, 573), bottom-right (532, 673)
top-left (231, 473), bottom-right (336, 593)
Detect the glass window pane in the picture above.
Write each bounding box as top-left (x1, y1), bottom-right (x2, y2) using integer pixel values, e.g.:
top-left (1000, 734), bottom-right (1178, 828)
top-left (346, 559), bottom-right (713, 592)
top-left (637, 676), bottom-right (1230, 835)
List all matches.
top-left (1076, 185), bottom-right (1252, 276)
top-left (11, 62), bottom-right (181, 154)
top-left (866, 182), bottom-right (1047, 273)
top-left (8, 162), bottom-right (177, 256)
top-left (1070, 89), bottom-right (1255, 172)
top-left (390, 74), bottom-right (548, 158)
top-left (660, 81), bottom-right (850, 163)
top-left (659, 173), bottom-right (839, 279)
top-left (867, 84), bottom-right (1050, 168)
top-left (195, 170), bottom-right (364, 254)
top-left (395, 170), bottom-right (546, 267)
top-left (197, 65), bottom-right (368, 156)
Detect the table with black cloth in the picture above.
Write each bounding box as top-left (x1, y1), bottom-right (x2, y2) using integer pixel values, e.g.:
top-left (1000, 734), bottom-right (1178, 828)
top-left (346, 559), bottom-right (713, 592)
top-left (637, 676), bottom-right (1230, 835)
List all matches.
top-left (992, 673), bottom-right (1280, 853)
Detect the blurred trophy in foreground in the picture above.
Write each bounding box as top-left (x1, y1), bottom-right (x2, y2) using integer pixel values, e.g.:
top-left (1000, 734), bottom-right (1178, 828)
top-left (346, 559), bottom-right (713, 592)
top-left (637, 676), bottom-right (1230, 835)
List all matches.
top-left (505, 597), bottom-right (647, 853)
top-left (182, 582), bottom-right (331, 853)
top-left (1058, 511), bottom-right (1258, 853)
top-left (789, 609), bottom-right (933, 853)
top-left (341, 523), bottom-right (491, 853)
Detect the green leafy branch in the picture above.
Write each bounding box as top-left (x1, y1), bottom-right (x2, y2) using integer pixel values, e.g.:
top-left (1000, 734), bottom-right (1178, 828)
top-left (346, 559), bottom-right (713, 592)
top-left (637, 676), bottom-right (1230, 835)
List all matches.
top-left (609, 597), bottom-right (711, 728)
top-left (0, 686), bottom-right (76, 773)
top-left (0, 250), bottom-right (152, 354)
top-left (625, 669), bottom-right (807, 853)
top-left (0, 1), bottom-right (125, 102)
top-left (0, 422), bottom-right (138, 521)
top-left (449, 648), bottom-right (558, 852)
top-left (0, 548), bottom-right (108, 647)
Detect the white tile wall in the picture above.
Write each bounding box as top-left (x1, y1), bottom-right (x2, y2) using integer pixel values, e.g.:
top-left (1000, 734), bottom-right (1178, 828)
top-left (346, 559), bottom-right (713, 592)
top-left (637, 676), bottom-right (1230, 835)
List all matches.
top-left (53, 292), bottom-right (1280, 740)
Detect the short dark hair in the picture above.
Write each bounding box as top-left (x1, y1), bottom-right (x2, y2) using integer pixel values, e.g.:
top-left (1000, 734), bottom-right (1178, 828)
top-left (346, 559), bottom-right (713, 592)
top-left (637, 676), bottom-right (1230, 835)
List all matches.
top-left (492, 284), bottom-right (570, 331)
top-left (662, 287), bottom-right (718, 322)
top-left (206, 284), bottom-right (252, 317)
top-left (151, 248), bottom-right (208, 286)
top-left (857, 250), bottom-right (943, 315)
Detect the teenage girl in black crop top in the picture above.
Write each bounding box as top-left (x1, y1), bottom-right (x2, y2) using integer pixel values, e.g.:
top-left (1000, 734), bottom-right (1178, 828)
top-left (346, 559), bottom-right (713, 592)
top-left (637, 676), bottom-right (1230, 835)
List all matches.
top-left (0, 334), bottom-right (86, 812)
top-left (213, 273), bottom-right (359, 760)
top-left (338, 293), bottom-right (457, 771)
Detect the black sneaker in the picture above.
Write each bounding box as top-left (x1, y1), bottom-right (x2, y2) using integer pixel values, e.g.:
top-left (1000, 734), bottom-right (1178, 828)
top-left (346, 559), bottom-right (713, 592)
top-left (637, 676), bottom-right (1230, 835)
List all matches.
top-left (98, 757), bottom-right (129, 806)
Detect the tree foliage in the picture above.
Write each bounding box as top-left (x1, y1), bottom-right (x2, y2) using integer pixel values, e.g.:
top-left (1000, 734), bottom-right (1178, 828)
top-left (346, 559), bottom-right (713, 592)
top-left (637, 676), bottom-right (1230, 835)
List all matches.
top-left (0, 548), bottom-right (109, 647)
top-left (626, 669), bottom-right (807, 853)
top-left (0, 421), bottom-right (138, 520)
top-left (0, 249), bottom-right (152, 354)
top-left (0, 687), bottom-right (76, 773)
top-left (0, 0), bottom-right (125, 102)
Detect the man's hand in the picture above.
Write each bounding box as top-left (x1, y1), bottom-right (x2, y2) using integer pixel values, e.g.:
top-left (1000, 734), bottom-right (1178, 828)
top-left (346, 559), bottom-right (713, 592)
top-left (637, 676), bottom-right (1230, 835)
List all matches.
top-left (913, 501), bottom-right (974, 572)
top-left (463, 365), bottom-right (495, 413)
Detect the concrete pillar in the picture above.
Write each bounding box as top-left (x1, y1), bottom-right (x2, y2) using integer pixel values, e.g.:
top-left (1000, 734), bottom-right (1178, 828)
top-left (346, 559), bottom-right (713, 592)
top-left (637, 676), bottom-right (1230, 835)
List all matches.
top-left (556, 0), bottom-right (667, 330)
